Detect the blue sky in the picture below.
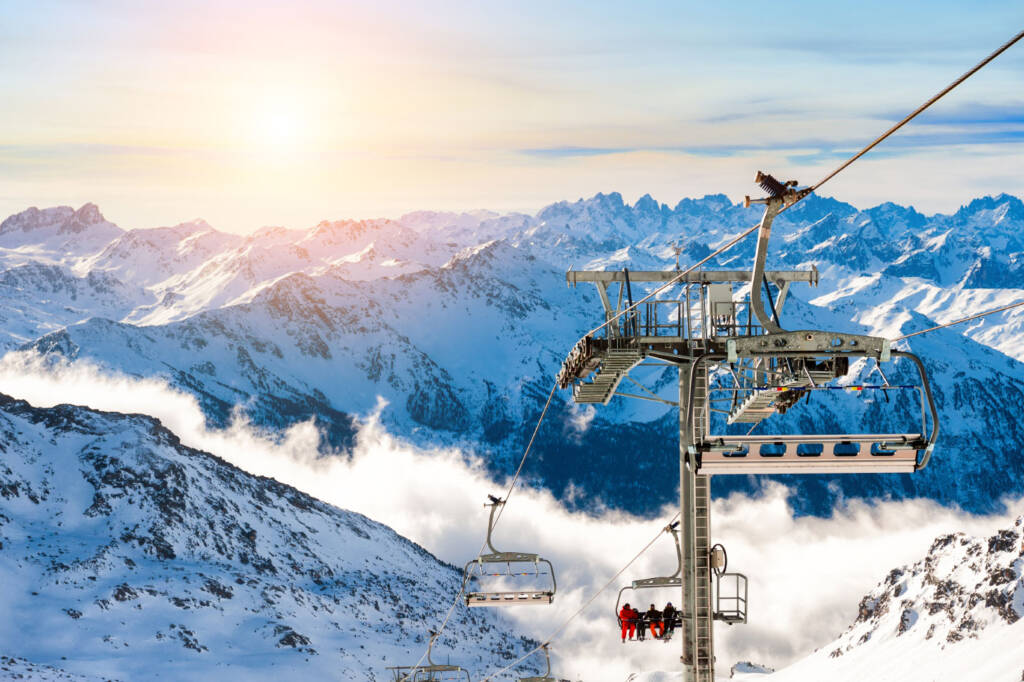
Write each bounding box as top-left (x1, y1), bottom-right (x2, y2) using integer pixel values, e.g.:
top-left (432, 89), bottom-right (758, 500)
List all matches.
top-left (0, 0), bottom-right (1022, 232)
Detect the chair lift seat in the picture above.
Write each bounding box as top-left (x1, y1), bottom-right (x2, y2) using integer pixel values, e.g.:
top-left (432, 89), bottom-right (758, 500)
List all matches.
top-left (463, 500), bottom-right (557, 608)
top-left (386, 632), bottom-right (472, 682)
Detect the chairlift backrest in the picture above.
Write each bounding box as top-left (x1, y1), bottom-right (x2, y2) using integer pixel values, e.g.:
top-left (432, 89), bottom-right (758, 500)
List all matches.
top-left (615, 523), bottom-right (683, 625)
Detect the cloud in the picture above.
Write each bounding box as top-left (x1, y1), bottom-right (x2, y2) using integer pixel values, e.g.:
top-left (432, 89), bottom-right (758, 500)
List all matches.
top-left (520, 146), bottom-right (633, 159)
top-left (566, 403), bottom-right (596, 437)
top-left (871, 101), bottom-right (1024, 128)
top-left (0, 350), bottom-right (1021, 679)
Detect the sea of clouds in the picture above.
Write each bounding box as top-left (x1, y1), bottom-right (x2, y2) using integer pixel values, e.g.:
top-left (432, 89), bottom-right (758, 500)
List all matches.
top-left (0, 350), bottom-right (1020, 680)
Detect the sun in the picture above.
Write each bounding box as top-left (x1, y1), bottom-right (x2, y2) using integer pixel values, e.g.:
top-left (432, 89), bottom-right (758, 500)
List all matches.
top-left (255, 103), bottom-right (304, 149)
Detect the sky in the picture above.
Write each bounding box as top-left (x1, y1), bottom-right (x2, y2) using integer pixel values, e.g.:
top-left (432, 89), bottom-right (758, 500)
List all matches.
top-left (1, 0), bottom-right (1023, 233)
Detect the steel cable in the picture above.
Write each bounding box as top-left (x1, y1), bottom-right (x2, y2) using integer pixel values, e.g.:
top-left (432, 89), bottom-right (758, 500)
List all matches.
top-left (810, 28), bottom-right (1024, 195)
top-left (399, 382), bottom-right (558, 679)
top-left (893, 299), bottom-right (1024, 341)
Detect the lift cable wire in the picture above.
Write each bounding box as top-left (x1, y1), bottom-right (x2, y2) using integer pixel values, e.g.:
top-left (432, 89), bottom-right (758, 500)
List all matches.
top-left (479, 513), bottom-right (682, 682)
top-left (401, 27), bottom-right (1024, 680)
top-left (577, 27), bottom-right (1024, 346)
top-left (492, 381), bottom-right (559, 529)
top-left (399, 382), bottom-right (558, 680)
top-left (810, 28), bottom-right (1024, 196)
top-left (892, 299), bottom-right (1024, 341)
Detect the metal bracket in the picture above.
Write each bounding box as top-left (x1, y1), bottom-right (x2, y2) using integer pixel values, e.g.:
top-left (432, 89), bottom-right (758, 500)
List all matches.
top-left (727, 330), bottom-right (891, 358)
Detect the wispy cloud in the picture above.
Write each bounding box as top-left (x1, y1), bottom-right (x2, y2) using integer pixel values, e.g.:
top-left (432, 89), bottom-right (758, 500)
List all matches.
top-left (872, 101), bottom-right (1024, 127)
top-left (519, 145), bottom-right (632, 159)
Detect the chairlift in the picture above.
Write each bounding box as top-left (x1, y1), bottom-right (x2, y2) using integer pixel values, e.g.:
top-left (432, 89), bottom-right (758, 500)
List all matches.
top-left (518, 644), bottom-right (572, 682)
top-left (386, 632), bottom-right (471, 682)
top-left (615, 522), bottom-right (683, 642)
top-left (463, 495), bottom-right (556, 607)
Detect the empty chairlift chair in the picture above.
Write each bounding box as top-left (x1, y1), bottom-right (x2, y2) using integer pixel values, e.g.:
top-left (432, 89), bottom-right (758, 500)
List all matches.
top-left (518, 644), bottom-right (572, 682)
top-left (463, 496), bottom-right (556, 607)
top-left (386, 632), bottom-right (472, 682)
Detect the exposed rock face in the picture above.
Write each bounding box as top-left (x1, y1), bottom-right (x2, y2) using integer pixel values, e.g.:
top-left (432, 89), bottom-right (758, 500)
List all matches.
top-left (832, 519), bottom-right (1024, 654)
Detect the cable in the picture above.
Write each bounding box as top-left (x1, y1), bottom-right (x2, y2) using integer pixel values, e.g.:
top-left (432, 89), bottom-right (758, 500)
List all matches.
top-left (399, 382), bottom-right (558, 679)
top-left (892, 299), bottom-right (1024, 341)
top-left (479, 513), bottom-right (681, 682)
top-left (493, 381), bottom-right (558, 529)
top-left (810, 29), bottom-right (1024, 195)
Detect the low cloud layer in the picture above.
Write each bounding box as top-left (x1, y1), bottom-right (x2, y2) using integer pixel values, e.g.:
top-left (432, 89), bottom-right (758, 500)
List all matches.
top-left (0, 351), bottom-right (1020, 680)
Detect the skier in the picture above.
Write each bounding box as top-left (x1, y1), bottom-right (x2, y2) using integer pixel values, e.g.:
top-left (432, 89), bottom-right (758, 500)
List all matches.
top-left (662, 601), bottom-right (677, 638)
top-left (619, 602), bottom-right (638, 642)
top-left (646, 603), bottom-right (664, 639)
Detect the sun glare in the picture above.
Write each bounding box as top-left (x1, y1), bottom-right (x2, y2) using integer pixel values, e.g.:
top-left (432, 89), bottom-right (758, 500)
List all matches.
top-left (256, 103), bottom-right (304, 149)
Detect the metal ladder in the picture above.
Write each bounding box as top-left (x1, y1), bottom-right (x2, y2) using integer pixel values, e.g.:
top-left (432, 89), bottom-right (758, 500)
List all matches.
top-left (681, 360), bottom-right (715, 681)
top-left (693, 475), bottom-right (714, 680)
top-left (572, 348), bottom-right (643, 404)
top-left (727, 368), bottom-right (835, 425)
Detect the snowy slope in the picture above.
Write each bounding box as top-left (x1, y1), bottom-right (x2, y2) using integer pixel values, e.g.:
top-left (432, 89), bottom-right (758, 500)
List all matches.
top-left (755, 519), bottom-right (1024, 681)
top-left (635, 519), bottom-right (1024, 681)
top-left (0, 394), bottom-right (538, 681)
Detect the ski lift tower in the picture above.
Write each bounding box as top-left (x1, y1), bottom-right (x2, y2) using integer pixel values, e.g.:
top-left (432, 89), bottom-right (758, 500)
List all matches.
top-left (556, 173), bottom-right (939, 681)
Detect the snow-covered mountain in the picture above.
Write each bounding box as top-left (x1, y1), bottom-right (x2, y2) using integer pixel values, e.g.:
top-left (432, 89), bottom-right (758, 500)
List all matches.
top-left (1, 193), bottom-right (1023, 515)
top-left (752, 518), bottom-right (1024, 681)
top-left (0, 394), bottom-right (538, 680)
top-left (634, 519), bottom-right (1024, 681)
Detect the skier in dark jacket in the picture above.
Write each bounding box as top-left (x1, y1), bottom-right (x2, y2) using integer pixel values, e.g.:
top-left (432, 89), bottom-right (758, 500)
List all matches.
top-left (662, 602), bottom-right (678, 637)
top-left (646, 603), bottom-right (664, 639)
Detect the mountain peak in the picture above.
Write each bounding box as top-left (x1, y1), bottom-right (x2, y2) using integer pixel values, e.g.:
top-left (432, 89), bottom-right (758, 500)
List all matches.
top-left (73, 202), bottom-right (105, 225)
top-left (0, 203), bottom-right (123, 252)
top-left (672, 193), bottom-right (734, 214)
top-left (954, 194), bottom-right (1024, 223)
top-left (780, 193), bottom-right (859, 223)
top-left (634, 193), bottom-right (663, 214)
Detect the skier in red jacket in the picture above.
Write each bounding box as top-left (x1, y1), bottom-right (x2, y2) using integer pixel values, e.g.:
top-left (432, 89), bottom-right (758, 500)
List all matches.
top-left (619, 602), bottom-right (638, 642)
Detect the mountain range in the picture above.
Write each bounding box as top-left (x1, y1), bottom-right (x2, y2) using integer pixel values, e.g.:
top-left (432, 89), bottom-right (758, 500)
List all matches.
top-left (1, 193), bottom-right (1022, 516)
